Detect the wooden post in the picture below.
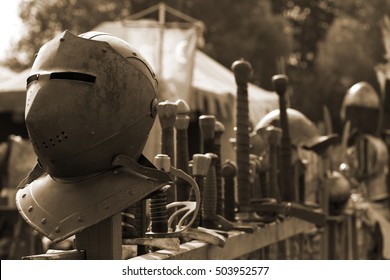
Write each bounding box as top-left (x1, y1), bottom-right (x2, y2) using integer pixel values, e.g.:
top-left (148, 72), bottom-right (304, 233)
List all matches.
top-left (75, 213), bottom-right (122, 260)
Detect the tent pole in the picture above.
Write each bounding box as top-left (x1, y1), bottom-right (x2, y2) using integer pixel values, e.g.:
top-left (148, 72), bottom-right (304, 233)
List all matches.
top-left (157, 3), bottom-right (166, 81)
top-left (127, 3), bottom-right (160, 20)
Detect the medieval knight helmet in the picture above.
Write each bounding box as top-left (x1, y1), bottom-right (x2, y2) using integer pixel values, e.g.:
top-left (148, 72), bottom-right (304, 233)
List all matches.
top-left (16, 31), bottom-right (172, 243)
top-left (340, 81), bottom-right (380, 134)
top-left (254, 108), bottom-right (337, 152)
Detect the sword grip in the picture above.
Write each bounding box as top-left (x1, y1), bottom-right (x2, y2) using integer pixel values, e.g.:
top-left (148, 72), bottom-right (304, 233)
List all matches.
top-left (222, 160), bottom-right (237, 221)
top-left (272, 74), bottom-right (294, 202)
top-left (175, 99), bottom-right (191, 201)
top-left (232, 59), bottom-right (253, 212)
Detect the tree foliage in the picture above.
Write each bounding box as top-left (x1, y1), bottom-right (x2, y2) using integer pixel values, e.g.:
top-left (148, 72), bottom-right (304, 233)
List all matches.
top-left (271, 0), bottom-right (336, 68)
top-left (2, 0), bottom-right (132, 70)
top-left (312, 0), bottom-right (390, 130)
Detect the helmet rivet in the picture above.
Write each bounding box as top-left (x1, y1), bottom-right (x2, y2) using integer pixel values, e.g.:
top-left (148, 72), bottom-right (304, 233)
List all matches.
top-left (41, 218), bottom-right (47, 225)
top-left (60, 37), bottom-right (65, 42)
top-left (90, 131), bottom-right (95, 137)
top-left (113, 170), bottom-right (118, 174)
top-left (102, 48), bottom-right (107, 53)
top-left (150, 98), bottom-right (158, 118)
top-left (55, 226), bottom-right (61, 233)
top-left (77, 216), bottom-right (84, 222)
top-left (28, 206), bottom-right (33, 212)
top-left (22, 193), bottom-right (26, 198)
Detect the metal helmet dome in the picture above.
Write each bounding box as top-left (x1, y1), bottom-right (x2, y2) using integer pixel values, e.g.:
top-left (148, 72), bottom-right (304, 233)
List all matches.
top-left (342, 82), bottom-right (380, 110)
top-left (340, 82), bottom-right (380, 134)
top-left (254, 108), bottom-right (319, 147)
top-left (254, 108), bottom-right (338, 157)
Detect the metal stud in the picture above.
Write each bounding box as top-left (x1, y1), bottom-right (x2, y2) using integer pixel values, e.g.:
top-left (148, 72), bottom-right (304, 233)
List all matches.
top-left (41, 218), bottom-right (47, 225)
top-left (28, 206), bottom-right (33, 212)
top-left (55, 226), bottom-right (61, 233)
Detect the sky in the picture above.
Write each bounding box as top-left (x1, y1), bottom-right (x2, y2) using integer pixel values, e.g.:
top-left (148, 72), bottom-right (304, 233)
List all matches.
top-left (0, 1), bottom-right (22, 61)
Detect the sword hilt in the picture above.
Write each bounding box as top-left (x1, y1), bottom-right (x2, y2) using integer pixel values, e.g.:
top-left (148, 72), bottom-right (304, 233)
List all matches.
top-left (272, 74), bottom-right (294, 202)
top-left (232, 59), bottom-right (253, 213)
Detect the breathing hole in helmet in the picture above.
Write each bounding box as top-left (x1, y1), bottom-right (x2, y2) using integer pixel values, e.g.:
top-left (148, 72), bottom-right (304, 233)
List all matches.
top-left (39, 132), bottom-right (69, 149)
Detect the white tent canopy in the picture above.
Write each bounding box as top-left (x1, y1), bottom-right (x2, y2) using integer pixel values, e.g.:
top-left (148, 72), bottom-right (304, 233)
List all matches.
top-left (0, 68), bottom-right (30, 113)
top-left (191, 50), bottom-right (277, 125)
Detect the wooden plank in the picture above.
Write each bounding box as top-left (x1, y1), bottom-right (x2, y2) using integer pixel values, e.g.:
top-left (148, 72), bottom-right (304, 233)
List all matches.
top-left (23, 249), bottom-right (85, 260)
top-left (131, 217), bottom-right (315, 260)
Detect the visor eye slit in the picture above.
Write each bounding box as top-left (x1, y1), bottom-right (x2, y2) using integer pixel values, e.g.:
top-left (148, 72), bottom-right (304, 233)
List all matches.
top-left (26, 72), bottom-right (96, 87)
top-left (50, 72), bottom-right (96, 83)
